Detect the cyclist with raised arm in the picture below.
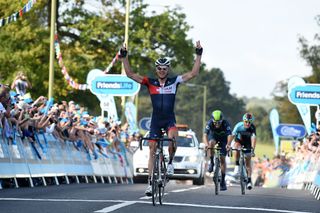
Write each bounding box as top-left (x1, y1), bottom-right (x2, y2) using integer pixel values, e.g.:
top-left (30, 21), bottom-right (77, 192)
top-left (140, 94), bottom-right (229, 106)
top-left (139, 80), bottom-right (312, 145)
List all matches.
top-left (203, 110), bottom-right (232, 191)
top-left (119, 41), bottom-right (202, 196)
top-left (226, 113), bottom-right (256, 190)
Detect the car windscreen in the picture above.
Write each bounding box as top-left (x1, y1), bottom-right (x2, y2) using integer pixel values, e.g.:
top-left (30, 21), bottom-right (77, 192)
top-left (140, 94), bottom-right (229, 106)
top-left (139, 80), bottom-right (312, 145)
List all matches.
top-left (142, 135), bottom-right (195, 147)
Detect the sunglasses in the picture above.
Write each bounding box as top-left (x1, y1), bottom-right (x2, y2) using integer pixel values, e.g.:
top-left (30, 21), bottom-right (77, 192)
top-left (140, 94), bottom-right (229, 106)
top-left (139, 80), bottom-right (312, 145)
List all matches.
top-left (244, 120), bottom-right (252, 124)
top-left (156, 66), bottom-right (168, 71)
top-left (213, 120), bottom-right (222, 125)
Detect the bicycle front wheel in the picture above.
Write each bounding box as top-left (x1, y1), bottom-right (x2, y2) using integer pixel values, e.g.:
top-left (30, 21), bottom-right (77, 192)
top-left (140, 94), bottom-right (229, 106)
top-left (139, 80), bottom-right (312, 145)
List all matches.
top-left (158, 155), bottom-right (166, 205)
top-left (239, 159), bottom-right (246, 195)
top-left (152, 155), bottom-right (159, 205)
top-left (213, 158), bottom-right (220, 195)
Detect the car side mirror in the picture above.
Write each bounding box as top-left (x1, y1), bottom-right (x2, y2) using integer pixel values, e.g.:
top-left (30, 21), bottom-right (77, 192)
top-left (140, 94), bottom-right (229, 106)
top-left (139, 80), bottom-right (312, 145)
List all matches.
top-left (199, 143), bottom-right (205, 149)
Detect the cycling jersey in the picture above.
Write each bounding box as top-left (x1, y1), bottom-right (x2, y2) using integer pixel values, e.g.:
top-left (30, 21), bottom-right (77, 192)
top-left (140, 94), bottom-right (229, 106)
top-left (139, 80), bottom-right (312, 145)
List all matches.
top-left (232, 121), bottom-right (256, 152)
top-left (204, 119), bottom-right (232, 156)
top-left (141, 75), bottom-right (184, 138)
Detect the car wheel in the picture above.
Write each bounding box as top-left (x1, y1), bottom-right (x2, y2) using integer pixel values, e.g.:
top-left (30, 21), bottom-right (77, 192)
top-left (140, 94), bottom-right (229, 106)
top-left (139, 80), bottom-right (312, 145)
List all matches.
top-left (193, 174), bottom-right (205, 185)
top-left (133, 176), bottom-right (148, 184)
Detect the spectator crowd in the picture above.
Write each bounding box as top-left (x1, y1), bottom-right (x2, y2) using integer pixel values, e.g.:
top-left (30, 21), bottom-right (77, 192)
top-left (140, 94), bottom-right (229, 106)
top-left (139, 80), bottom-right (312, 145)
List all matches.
top-left (0, 72), bottom-right (141, 161)
top-left (252, 129), bottom-right (320, 188)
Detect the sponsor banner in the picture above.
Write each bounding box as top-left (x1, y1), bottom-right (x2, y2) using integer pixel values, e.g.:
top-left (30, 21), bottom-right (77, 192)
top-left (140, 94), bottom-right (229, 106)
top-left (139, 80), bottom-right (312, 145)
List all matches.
top-left (269, 108), bottom-right (280, 154)
top-left (139, 117), bottom-right (151, 131)
top-left (289, 84), bottom-right (320, 105)
top-left (276, 124), bottom-right (306, 138)
top-left (87, 70), bottom-right (140, 96)
top-left (287, 76), bottom-right (311, 135)
top-left (125, 101), bottom-right (139, 134)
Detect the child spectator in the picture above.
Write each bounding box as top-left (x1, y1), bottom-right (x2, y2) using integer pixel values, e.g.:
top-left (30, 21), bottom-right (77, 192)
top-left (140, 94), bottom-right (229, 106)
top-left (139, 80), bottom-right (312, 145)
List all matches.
top-left (11, 72), bottom-right (32, 96)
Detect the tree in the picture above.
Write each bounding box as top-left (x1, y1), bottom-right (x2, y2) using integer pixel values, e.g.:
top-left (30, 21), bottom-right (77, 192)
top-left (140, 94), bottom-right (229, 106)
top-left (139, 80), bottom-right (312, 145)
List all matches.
top-left (299, 15), bottom-right (320, 84)
top-left (175, 67), bottom-right (245, 137)
top-left (0, 0), bottom-right (245, 137)
top-left (0, 0), bottom-right (195, 115)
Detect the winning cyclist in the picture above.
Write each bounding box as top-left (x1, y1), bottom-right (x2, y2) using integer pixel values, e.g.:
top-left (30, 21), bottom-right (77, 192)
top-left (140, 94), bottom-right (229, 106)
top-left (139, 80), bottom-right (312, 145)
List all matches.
top-left (119, 41), bottom-right (203, 196)
top-left (226, 113), bottom-right (256, 190)
top-left (203, 110), bottom-right (232, 191)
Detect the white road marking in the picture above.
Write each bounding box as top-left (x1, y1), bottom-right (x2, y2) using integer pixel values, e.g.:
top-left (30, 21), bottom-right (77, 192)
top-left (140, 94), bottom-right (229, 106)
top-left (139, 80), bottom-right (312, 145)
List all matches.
top-left (94, 201), bottom-right (136, 213)
top-left (139, 193), bottom-right (168, 200)
top-left (139, 186), bottom-right (202, 199)
top-left (0, 198), bottom-right (312, 213)
top-left (171, 186), bottom-right (204, 193)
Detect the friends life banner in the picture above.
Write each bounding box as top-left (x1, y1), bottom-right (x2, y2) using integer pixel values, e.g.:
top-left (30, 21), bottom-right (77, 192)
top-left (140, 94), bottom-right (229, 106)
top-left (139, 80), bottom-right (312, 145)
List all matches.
top-left (287, 76), bottom-right (311, 135)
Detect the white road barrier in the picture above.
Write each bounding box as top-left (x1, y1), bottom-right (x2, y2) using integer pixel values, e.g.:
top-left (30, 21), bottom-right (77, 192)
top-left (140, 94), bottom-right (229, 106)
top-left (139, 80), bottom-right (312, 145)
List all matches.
top-left (0, 132), bottom-right (133, 188)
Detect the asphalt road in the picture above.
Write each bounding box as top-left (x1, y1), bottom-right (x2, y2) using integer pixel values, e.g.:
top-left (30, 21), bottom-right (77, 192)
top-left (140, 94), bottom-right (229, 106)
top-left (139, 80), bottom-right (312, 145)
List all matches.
top-left (0, 181), bottom-right (318, 213)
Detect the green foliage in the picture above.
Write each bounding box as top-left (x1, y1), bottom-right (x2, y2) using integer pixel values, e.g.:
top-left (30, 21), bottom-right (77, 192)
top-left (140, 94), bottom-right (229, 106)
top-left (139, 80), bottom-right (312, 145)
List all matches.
top-left (174, 67), bottom-right (245, 137)
top-left (0, 0), bottom-right (245, 136)
top-left (246, 104), bottom-right (273, 143)
top-left (0, 0), bottom-right (194, 115)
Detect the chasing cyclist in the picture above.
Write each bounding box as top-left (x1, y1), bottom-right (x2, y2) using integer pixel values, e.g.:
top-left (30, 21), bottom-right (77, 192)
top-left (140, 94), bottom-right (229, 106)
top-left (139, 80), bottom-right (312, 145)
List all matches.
top-left (119, 41), bottom-right (203, 196)
top-left (226, 113), bottom-right (256, 190)
top-left (203, 110), bottom-right (232, 191)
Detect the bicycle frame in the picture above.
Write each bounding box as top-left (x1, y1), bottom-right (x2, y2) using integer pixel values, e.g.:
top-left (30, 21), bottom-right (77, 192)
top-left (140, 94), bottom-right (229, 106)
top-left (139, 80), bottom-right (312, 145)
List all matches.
top-left (140, 134), bottom-right (174, 206)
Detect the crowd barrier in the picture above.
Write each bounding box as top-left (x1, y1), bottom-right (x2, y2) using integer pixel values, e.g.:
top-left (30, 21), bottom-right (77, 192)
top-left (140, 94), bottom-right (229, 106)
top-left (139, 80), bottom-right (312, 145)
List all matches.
top-left (259, 156), bottom-right (320, 200)
top-left (0, 131), bottom-right (133, 189)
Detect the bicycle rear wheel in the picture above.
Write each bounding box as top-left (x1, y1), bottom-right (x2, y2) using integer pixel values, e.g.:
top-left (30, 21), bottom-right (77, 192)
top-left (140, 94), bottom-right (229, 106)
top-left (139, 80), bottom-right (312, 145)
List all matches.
top-left (213, 158), bottom-right (220, 195)
top-left (239, 159), bottom-right (246, 195)
top-left (152, 155), bottom-right (159, 205)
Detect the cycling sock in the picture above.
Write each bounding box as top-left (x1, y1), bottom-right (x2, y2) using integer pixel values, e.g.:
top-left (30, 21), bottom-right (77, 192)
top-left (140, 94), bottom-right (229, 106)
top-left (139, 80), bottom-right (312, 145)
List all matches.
top-left (236, 160), bottom-right (240, 166)
top-left (210, 156), bottom-right (214, 164)
top-left (248, 177), bottom-right (251, 183)
top-left (222, 173), bottom-right (225, 181)
top-left (148, 177), bottom-right (152, 185)
top-left (168, 158), bottom-right (173, 164)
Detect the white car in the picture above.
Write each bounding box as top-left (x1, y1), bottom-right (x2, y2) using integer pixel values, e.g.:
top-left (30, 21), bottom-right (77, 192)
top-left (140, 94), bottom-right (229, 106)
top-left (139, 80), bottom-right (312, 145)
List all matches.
top-left (132, 127), bottom-right (206, 185)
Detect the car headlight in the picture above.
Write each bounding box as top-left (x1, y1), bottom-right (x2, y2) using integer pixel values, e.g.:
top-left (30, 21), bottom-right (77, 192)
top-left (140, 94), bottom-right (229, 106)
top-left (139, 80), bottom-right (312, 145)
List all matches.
top-left (185, 155), bottom-right (198, 163)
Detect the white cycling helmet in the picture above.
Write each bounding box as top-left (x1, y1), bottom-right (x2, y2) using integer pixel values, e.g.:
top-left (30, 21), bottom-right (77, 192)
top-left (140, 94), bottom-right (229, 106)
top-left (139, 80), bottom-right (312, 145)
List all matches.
top-left (155, 58), bottom-right (170, 67)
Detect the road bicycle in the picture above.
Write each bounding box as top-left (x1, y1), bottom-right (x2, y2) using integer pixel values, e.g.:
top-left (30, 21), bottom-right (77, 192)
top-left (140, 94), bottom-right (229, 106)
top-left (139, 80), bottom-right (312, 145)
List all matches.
top-left (207, 143), bottom-right (222, 195)
top-left (230, 146), bottom-right (251, 195)
top-left (140, 131), bottom-right (174, 206)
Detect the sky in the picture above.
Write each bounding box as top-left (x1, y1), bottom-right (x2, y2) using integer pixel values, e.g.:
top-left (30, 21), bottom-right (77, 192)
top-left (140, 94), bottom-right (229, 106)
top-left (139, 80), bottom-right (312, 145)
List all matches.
top-left (145, 0), bottom-right (320, 99)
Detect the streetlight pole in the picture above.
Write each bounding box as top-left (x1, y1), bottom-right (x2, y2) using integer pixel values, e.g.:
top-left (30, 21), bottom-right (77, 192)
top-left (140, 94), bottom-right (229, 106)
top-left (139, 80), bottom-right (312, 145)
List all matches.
top-left (185, 83), bottom-right (207, 132)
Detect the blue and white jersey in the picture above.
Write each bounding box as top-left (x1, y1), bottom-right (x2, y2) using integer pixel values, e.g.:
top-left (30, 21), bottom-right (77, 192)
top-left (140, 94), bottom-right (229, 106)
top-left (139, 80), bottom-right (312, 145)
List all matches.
top-left (232, 121), bottom-right (256, 143)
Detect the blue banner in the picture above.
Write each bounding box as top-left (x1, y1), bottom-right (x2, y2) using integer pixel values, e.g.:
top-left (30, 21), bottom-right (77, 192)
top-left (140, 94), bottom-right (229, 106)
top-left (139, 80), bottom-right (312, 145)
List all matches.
top-left (289, 84), bottom-right (320, 105)
top-left (269, 108), bottom-right (280, 154)
top-left (139, 117), bottom-right (151, 131)
top-left (91, 75), bottom-right (140, 96)
top-left (87, 69), bottom-right (140, 96)
top-left (275, 124), bottom-right (306, 138)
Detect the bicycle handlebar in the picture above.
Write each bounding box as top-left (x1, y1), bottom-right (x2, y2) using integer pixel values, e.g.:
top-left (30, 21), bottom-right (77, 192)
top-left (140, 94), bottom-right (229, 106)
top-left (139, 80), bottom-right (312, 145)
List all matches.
top-left (205, 144), bottom-right (222, 158)
top-left (228, 147), bottom-right (253, 157)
